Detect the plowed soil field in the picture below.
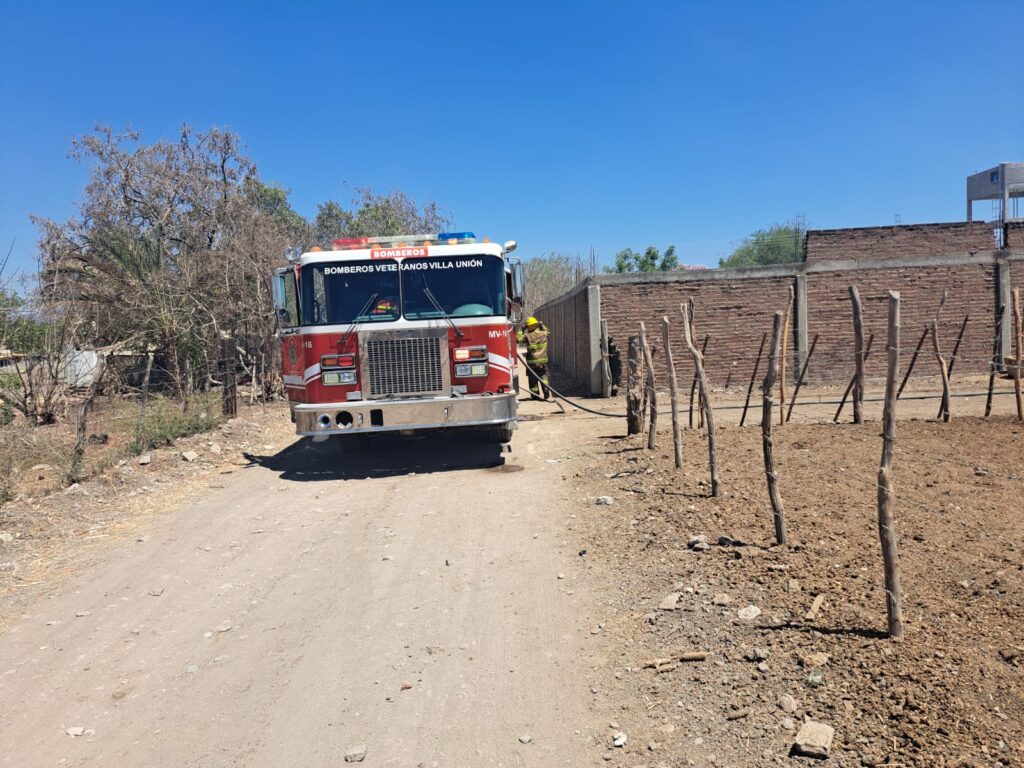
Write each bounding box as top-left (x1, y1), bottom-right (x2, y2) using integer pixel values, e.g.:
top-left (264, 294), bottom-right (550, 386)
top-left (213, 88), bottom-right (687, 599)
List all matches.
top-left (572, 415), bottom-right (1023, 767)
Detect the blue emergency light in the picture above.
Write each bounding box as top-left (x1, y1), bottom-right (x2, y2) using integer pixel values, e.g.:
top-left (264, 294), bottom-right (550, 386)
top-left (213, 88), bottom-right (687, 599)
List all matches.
top-left (437, 232), bottom-right (476, 244)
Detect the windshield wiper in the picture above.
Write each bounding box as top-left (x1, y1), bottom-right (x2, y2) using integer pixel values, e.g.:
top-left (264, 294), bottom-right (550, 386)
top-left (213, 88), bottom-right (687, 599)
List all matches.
top-left (422, 286), bottom-right (463, 338)
top-left (340, 292), bottom-right (379, 347)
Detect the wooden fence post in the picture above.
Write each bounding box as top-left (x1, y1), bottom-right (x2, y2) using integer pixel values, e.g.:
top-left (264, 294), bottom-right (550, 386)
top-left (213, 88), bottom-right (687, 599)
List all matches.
top-left (930, 320), bottom-right (951, 423)
top-left (834, 332), bottom-right (874, 422)
top-left (945, 314), bottom-right (970, 380)
top-left (986, 306), bottom-right (1005, 418)
top-left (762, 311), bottom-right (786, 545)
top-left (689, 334), bottom-right (709, 428)
top-left (686, 299), bottom-right (698, 428)
top-left (785, 332), bottom-right (819, 423)
top-left (936, 315), bottom-right (968, 419)
top-left (740, 332), bottom-right (768, 427)
top-left (626, 335), bottom-right (642, 435)
top-left (69, 354), bottom-right (107, 484)
top-left (220, 331), bottom-right (238, 418)
top-left (1014, 288), bottom-right (1023, 421)
top-left (662, 317), bottom-right (682, 469)
top-left (850, 286), bottom-right (866, 425)
top-left (897, 326), bottom-right (929, 399)
top-left (878, 290), bottom-right (904, 639)
top-left (639, 322), bottom-right (657, 449)
top-left (681, 307), bottom-right (719, 496)
top-left (135, 351), bottom-right (155, 449)
top-left (600, 319), bottom-right (612, 399)
top-left (780, 284), bottom-right (794, 425)
top-left (639, 336), bottom-right (649, 428)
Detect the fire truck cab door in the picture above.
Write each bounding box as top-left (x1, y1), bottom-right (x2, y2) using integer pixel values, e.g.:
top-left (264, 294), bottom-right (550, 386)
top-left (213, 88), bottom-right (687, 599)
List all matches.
top-left (272, 267), bottom-right (300, 335)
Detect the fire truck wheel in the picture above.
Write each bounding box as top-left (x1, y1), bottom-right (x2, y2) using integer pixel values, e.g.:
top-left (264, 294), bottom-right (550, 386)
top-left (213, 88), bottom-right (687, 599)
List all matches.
top-left (486, 425), bottom-right (514, 444)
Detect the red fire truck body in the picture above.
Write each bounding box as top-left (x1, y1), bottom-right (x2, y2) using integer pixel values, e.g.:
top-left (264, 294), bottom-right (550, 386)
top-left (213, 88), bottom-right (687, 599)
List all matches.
top-left (271, 233), bottom-right (524, 443)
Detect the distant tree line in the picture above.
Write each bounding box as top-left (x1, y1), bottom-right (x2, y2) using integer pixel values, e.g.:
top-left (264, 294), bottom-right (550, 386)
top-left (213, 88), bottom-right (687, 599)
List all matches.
top-left (606, 245), bottom-right (679, 273)
top-left (718, 221), bottom-right (805, 268)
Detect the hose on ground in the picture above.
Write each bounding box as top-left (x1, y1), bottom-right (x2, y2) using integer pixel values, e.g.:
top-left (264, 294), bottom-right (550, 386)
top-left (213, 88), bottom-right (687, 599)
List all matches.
top-left (517, 353), bottom-right (625, 418)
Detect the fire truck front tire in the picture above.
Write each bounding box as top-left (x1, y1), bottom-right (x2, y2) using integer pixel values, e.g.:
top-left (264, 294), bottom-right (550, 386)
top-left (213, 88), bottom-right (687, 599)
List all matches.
top-left (486, 424), bottom-right (514, 443)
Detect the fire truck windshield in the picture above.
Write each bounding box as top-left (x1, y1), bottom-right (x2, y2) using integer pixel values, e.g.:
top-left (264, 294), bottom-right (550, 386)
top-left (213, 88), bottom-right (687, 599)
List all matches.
top-left (401, 255), bottom-right (505, 319)
top-left (302, 260), bottom-right (401, 325)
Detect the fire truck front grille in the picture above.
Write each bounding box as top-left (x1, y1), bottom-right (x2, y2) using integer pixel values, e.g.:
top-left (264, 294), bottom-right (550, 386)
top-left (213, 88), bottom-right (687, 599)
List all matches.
top-left (365, 335), bottom-right (445, 397)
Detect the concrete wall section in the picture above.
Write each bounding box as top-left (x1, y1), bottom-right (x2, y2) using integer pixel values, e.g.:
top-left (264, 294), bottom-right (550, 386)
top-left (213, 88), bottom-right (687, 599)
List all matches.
top-left (535, 282), bottom-right (595, 392)
top-left (1010, 257), bottom-right (1024, 364)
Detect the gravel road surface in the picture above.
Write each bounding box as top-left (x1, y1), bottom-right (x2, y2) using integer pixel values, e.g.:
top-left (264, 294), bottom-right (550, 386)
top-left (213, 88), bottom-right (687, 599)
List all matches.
top-left (1, 401), bottom-right (598, 767)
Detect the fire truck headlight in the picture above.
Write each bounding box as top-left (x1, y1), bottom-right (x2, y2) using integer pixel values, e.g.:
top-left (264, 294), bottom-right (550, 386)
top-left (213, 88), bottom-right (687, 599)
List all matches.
top-left (322, 370), bottom-right (357, 386)
top-left (455, 363), bottom-right (488, 378)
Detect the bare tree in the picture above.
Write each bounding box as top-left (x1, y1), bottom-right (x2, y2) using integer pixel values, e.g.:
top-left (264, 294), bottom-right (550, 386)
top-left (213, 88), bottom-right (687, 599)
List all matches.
top-left (314, 187), bottom-right (452, 245)
top-left (32, 126), bottom-right (453, 408)
top-left (522, 252), bottom-right (596, 319)
top-left (0, 267), bottom-right (84, 425)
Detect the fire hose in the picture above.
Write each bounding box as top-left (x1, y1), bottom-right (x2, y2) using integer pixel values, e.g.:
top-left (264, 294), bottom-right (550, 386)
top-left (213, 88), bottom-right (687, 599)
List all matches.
top-left (516, 353), bottom-right (625, 418)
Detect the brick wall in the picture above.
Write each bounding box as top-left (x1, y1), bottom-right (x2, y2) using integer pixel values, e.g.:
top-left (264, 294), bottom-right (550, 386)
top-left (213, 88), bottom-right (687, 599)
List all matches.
top-left (537, 250), bottom-right (1022, 394)
top-left (1005, 221), bottom-right (1024, 249)
top-left (804, 263), bottom-right (997, 383)
top-left (1011, 259), bottom-right (1024, 356)
top-left (805, 222), bottom-right (997, 263)
top-left (599, 275), bottom-right (795, 389)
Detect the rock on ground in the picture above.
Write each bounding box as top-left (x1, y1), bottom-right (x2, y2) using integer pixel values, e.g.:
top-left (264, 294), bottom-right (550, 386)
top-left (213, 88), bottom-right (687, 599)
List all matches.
top-left (344, 744), bottom-right (367, 762)
top-left (792, 720), bottom-right (834, 758)
top-left (659, 592), bottom-right (681, 610)
top-left (737, 605), bottom-right (761, 621)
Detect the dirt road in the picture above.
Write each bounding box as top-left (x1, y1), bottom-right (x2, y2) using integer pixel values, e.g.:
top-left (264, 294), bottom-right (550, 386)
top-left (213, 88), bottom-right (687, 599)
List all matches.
top-left (0, 400), bottom-right (603, 767)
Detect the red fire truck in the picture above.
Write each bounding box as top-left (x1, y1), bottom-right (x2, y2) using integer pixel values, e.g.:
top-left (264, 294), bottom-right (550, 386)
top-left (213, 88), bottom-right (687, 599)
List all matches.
top-left (271, 232), bottom-right (525, 445)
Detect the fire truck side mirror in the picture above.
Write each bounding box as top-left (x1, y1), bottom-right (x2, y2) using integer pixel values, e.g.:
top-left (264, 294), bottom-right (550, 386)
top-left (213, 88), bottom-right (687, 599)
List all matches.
top-left (271, 268), bottom-right (299, 330)
top-left (510, 260), bottom-right (525, 307)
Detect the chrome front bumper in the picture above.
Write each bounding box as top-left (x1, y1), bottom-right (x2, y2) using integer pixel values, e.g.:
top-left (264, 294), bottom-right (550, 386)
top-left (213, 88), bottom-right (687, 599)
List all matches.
top-left (293, 393), bottom-right (517, 436)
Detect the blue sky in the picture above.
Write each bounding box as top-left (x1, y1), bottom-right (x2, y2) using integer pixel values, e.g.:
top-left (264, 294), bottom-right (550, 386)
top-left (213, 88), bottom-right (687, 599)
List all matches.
top-left (1, 0), bottom-right (1022, 277)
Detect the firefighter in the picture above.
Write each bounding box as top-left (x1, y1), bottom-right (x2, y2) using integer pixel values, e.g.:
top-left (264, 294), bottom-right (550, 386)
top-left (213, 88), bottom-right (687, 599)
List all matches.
top-left (523, 316), bottom-right (551, 400)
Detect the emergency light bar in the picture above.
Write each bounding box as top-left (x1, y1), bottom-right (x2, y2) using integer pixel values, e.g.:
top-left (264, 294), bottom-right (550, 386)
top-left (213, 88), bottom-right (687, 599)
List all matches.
top-left (330, 232), bottom-right (478, 250)
top-left (437, 232), bottom-right (477, 244)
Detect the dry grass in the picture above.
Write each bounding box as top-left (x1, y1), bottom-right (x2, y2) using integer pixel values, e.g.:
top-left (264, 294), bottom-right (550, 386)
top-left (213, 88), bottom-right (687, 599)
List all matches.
top-left (0, 391), bottom-right (226, 504)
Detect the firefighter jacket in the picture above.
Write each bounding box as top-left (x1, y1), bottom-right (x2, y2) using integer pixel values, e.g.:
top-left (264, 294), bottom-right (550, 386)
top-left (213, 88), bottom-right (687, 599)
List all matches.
top-left (524, 325), bottom-right (549, 365)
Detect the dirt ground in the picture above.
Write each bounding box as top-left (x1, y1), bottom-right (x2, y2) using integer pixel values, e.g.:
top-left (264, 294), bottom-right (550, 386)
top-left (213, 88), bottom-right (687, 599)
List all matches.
top-left (1, 380), bottom-right (1021, 766)
top-left (0, 398), bottom-right (605, 767)
top-left (0, 391), bottom-right (225, 505)
top-left (570, 407), bottom-right (1023, 767)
